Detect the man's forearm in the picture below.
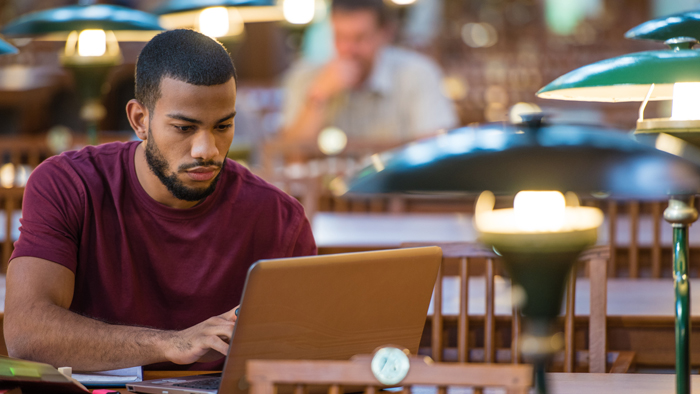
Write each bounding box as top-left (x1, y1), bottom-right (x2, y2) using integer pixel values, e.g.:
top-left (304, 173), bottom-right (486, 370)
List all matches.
top-left (6, 301), bottom-right (172, 371)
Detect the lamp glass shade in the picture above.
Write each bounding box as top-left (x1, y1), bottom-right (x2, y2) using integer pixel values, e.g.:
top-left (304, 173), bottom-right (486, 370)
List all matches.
top-left (625, 10), bottom-right (700, 42)
top-left (154, 0), bottom-right (275, 15)
top-left (0, 39), bottom-right (18, 55)
top-left (536, 48), bottom-right (700, 102)
top-left (345, 122), bottom-right (700, 199)
top-left (1, 4), bottom-right (164, 36)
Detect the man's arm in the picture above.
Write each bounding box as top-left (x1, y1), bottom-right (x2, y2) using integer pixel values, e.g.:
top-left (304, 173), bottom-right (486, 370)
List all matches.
top-left (281, 58), bottom-right (362, 145)
top-left (4, 257), bottom-right (237, 371)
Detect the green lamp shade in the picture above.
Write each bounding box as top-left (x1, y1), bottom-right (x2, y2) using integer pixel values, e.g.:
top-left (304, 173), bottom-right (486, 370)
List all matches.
top-left (536, 48), bottom-right (700, 102)
top-left (626, 10), bottom-right (700, 42)
top-left (0, 38), bottom-right (18, 55)
top-left (1, 4), bottom-right (164, 36)
top-left (345, 120), bottom-right (700, 199)
top-left (154, 0), bottom-right (275, 15)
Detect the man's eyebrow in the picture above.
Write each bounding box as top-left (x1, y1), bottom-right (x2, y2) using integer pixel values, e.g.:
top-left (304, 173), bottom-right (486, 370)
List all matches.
top-left (216, 111), bottom-right (237, 124)
top-left (166, 114), bottom-right (203, 125)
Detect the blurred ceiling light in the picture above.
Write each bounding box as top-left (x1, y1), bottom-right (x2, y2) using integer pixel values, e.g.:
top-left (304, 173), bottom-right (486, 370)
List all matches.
top-left (318, 126), bottom-right (347, 155)
top-left (0, 163), bottom-right (15, 189)
top-left (197, 6), bottom-right (245, 37)
top-left (509, 102), bottom-right (543, 124)
top-left (283, 0), bottom-right (315, 25)
top-left (199, 7), bottom-right (230, 37)
top-left (77, 29), bottom-right (106, 56)
top-left (391, 0), bottom-right (418, 5)
top-left (461, 22), bottom-right (498, 48)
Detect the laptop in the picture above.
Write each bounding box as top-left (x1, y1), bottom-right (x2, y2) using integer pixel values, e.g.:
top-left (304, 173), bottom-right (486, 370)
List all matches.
top-left (127, 247), bottom-right (442, 394)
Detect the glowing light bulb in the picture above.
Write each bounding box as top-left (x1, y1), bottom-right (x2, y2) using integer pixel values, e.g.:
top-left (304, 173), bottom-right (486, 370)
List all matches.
top-left (283, 0), bottom-right (315, 24)
top-left (318, 126), bottom-right (347, 155)
top-left (671, 82), bottom-right (700, 121)
top-left (0, 163), bottom-right (15, 188)
top-left (77, 29), bottom-right (107, 57)
top-left (199, 7), bottom-right (230, 38)
top-left (513, 191), bottom-right (566, 232)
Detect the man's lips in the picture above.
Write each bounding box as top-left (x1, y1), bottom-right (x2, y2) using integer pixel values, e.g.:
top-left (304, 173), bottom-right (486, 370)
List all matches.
top-left (185, 166), bottom-right (219, 181)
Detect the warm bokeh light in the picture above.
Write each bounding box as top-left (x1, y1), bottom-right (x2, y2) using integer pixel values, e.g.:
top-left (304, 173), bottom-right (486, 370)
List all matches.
top-left (671, 82), bottom-right (700, 121)
top-left (475, 190), bottom-right (604, 235)
top-left (461, 23), bottom-right (498, 48)
top-left (509, 102), bottom-right (542, 124)
top-left (283, 0), bottom-right (315, 24)
top-left (318, 126), bottom-right (347, 155)
top-left (199, 7), bottom-right (230, 37)
top-left (514, 191), bottom-right (566, 232)
top-left (0, 163), bottom-right (15, 188)
top-left (78, 29), bottom-right (107, 57)
top-left (391, 0), bottom-right (417, 4)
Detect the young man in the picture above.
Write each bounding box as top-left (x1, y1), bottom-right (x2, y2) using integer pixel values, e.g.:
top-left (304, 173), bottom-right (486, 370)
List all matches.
top-left (282, 0), bottom-right (458, 146)
top-left (4, 29), bottom-right (316, 372)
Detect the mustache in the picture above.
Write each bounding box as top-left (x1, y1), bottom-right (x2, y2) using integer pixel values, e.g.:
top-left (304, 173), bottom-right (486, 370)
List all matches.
top-left (178, 160), bottom-right (224, 172)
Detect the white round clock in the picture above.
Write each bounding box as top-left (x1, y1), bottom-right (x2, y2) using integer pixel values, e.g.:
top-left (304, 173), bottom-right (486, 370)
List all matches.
top-left (370, 347), bottom-right (411, 386)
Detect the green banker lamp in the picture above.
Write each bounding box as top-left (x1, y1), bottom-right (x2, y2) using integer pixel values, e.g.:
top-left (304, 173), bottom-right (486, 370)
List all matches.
top-left (1, 1), bottom-right (163, 145)
top-left (537, 21), bottom-right (700, 393)
top-left (345, 116), bottom-right (700, 394)
top-left (0, 38), bottom-right (18, 55)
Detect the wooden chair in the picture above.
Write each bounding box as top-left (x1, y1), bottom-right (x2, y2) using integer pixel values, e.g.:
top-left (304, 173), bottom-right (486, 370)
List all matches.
top-left (246, 349), bottom-right (533, 394)
top-left (0, 187), bottom-right (22, 273)
top-left (401, 242), bottom-right (635, 373)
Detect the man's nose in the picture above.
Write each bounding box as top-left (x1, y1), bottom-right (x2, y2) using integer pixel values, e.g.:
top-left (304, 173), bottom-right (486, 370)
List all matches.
top-left (191, 130), bottom-right (219, 162)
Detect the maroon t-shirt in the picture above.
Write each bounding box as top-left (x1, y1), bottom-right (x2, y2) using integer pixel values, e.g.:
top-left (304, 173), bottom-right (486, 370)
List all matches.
top-left (11, 141), bottom-right (317, 370)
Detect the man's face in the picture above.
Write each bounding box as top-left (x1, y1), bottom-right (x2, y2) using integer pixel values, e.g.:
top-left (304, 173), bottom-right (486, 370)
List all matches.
top-left (332, 9), bottom-right (388, 80)
top-left (145, 77), bottom-right (236, 202)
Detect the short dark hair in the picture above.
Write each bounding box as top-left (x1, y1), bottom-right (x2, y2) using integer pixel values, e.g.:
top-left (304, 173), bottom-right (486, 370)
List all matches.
top-left (135, 29), bottom-right (237, 113)
top-left (331, 0), bottom-right (393, 26)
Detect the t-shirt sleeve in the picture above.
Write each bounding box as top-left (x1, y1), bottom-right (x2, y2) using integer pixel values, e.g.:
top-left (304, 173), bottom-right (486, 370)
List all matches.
top-left (10, 157), bottom-right (84, 273)
top-left (290, 213), bottom-right (317, 257)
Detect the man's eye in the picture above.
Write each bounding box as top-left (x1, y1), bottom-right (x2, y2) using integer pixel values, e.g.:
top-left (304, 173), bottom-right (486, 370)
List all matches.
top-left (217, 124), bottom-right (233, 131)
top-left (175, 125), bottom-right (193, 132)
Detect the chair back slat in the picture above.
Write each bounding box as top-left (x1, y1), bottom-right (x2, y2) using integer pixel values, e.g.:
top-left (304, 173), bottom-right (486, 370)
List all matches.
top-left (588, 256), bottom-right (608, 373)
top-left (458, 257), bottom-right (469, 363)
top-left (651, 201), bottom-right (662, 278)
top-left (564, 268), bottom-right (576, 372)
top-left (484, 258), bottom-right (496, 364)
top-left (511, 306), bottom-right (521, 364)
top-left (628, 201), bottom-right (640, 278)
top-left (431, 263), bottom-right (443, 362)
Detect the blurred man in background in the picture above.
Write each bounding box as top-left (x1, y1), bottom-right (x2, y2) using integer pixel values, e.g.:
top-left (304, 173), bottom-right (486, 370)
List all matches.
top-left (282, 0), bottom-right (458, 148)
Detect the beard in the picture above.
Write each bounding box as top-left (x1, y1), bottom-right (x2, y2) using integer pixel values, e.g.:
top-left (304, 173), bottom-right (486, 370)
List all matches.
top-left (144, 128), bottom-right (224, 202)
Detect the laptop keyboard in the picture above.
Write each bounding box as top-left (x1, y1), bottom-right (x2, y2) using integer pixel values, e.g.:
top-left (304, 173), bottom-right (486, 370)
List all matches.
top-left (172, 377), bottom-right (221, 390)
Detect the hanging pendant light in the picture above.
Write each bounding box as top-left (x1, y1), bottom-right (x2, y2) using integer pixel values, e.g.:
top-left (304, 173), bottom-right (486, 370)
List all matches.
top-left (155, 0), bottom-right (288, 36)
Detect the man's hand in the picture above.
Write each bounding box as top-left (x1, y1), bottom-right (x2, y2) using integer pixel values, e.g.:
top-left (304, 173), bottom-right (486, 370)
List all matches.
top-left (308, 58), bottom-right (362, 102)
top-left (162, 306), bottom-right (240, 365)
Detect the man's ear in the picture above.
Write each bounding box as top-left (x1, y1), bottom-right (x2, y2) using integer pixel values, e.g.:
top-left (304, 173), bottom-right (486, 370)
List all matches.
top-left (126, 99), bottom-right (149, 141)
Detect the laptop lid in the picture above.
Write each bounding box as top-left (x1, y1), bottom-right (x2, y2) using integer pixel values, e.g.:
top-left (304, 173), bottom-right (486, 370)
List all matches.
top-left (219, 247), bottom-right (442, 394)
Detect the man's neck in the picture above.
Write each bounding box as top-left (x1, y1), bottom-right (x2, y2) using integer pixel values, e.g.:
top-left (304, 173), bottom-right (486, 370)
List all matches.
top-left (133, 142), bottom-right (201, 209)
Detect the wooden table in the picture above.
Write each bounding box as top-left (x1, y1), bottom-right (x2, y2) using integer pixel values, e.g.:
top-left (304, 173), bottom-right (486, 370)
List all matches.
top-left (312, 212), bottom-right (700, 252)
top-left (110, 372), bottom-right (700, 394)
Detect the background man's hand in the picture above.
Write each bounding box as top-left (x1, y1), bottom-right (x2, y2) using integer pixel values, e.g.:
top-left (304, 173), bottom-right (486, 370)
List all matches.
top-left (308, 58), bottom-right (362, 102)
top-left (162, 306), bottom-right (239, 365)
